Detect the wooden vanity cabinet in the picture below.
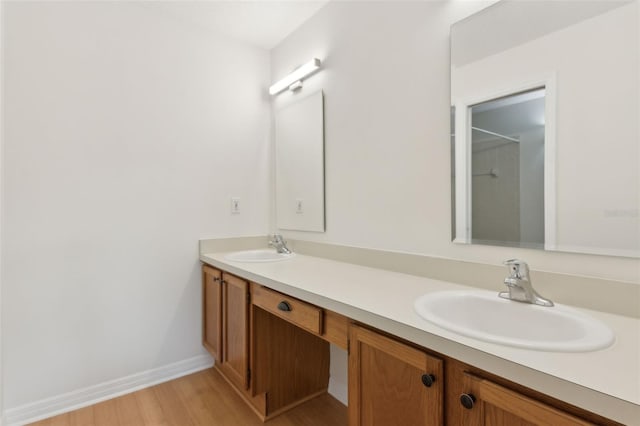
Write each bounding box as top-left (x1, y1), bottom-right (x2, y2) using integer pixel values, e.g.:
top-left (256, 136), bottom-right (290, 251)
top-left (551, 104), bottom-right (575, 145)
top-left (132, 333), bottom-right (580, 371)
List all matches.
top-left (202, 267), bottom-right (252, 399)
top-left (202, 267), bottom-right (252, 391)
top-left (348, 324), bottom-right (444, 426)
top-left (251, 302), bottom-right (330, 417)
top-left (349, 324), bottom-right (618, 426)
top-left (202, 265), bottom-right (222, 361)
top-left (203, 264), bottom-right (620, 426)
top-left (446, 358), bottom-right (621, 426)
top-left (201, 265), bottom-right (339, 421)
top-left (458, 373), bottom-right (594, 426)
top-left (218, 272), bottom-right (250, 391)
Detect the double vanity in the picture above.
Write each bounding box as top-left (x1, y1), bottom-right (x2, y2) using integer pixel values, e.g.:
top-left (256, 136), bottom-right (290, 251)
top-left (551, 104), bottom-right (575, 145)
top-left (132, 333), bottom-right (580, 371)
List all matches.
top-left (199, 240), bottom-right (639, 425)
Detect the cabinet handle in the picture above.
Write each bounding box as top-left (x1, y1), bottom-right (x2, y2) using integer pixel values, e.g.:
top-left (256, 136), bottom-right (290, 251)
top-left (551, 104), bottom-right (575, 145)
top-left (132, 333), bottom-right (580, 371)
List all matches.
top-left (277, 301), bottom-right (292, 312)
top-left (460, 393), bottom-right (476, 409)
top-left (212, 277), bottom-right (220, 283)
top-left (421, 374), bottom-right (436, 387)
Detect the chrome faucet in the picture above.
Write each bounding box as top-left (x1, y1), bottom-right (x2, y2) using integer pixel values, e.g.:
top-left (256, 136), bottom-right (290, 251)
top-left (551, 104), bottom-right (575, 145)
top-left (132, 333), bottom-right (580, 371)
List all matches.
top-left (268, 234), bottom-right (292, 254)
top-left (499, 259), bottom-right (553, 307)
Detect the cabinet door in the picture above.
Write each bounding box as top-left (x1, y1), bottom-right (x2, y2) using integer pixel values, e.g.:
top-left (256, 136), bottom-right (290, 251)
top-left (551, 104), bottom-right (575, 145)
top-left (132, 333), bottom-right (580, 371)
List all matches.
top-left (349, 324), bottom-right (443, 426)
top-left (202, 265), bottom-right (222, 361)
top-left (221, 272), bottom-right (250, 390)
top-left (460, 373), bottom-right (595, 426)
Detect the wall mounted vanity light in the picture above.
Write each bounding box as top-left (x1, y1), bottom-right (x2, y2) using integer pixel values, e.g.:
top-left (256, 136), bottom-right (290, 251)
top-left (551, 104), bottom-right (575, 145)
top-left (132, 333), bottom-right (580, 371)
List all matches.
top-left (269, 58), bottom-right (322, 95)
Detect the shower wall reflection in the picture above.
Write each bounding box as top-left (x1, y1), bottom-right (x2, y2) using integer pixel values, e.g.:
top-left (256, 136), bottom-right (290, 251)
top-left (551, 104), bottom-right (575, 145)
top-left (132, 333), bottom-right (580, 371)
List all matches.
top-left (470, 89), bottom-right (545, 248)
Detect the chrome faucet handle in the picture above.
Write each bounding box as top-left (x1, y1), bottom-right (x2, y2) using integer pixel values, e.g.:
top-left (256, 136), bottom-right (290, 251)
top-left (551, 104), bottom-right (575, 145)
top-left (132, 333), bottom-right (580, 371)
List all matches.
top-left (268, 234), bottom-right (292, 254)
top-left (503, 259), bottom-right (529, 280)
top-left (500, 259), bottom-right (554, 307)
top-left (269, 233), bottom-right (284, 243)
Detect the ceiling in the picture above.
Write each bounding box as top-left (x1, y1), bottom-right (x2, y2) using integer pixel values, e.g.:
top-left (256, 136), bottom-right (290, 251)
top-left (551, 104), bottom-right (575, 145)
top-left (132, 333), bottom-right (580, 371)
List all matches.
top-left (139, 0), bottom-right (329, 50)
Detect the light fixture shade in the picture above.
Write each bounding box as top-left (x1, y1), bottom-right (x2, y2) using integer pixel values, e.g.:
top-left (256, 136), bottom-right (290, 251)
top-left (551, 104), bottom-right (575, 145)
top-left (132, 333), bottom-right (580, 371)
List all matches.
top-left (269, 58), bottom-right (321, 95)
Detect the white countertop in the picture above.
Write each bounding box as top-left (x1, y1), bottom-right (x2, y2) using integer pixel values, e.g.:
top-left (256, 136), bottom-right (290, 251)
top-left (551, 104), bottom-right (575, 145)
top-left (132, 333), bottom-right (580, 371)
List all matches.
top-left (200, 251), bottom-right (640, 424)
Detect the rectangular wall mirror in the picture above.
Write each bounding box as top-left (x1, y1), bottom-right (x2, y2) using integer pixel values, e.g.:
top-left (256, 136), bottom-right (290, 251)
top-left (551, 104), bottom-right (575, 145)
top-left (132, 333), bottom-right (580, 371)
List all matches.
top-left (275, 90), bottom-right (325, 232)
top-left (451, 0), bottom-right (639, 258)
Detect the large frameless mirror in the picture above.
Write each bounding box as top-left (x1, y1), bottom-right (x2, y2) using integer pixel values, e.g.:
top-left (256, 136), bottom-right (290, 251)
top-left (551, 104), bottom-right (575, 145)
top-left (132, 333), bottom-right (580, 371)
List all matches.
top-left (451, 0), bottom-right (639, 257)
top-left (275, 90), bottom-right (325, 232)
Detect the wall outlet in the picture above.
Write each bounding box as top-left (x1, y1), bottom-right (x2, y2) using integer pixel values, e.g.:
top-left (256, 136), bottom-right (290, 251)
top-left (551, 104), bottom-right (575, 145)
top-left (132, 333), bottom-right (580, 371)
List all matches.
top-left (296, 198), bottom-right (304, 214)
top-left (230, 197), bottom-right (240, 214)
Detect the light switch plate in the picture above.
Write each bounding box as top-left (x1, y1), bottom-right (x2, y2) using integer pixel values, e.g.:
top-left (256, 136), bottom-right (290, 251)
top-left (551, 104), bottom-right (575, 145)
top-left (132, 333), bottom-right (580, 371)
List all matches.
top-left (230, 197), bottom-right (240, 214)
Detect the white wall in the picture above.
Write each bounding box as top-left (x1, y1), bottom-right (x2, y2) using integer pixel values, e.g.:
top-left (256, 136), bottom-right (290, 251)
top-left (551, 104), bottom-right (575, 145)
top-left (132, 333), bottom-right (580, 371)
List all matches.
top-left (2, 1), bottom-right (270, 411)
top-left (0, 0), bottom-right (4, 422)
top-left (271, 1), bottom-right (639, 283)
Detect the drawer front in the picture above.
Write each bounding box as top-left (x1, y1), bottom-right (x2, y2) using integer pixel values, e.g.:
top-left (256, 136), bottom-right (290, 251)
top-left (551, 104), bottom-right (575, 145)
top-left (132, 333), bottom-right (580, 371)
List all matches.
top-left (251, 284), bottom-right (323, 335)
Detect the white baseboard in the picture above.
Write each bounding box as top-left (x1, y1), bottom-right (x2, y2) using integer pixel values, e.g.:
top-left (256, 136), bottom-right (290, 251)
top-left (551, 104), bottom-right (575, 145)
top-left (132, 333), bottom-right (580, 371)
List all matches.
top-left (328, 377), bottom-right (348, 406)
top-left (3, 354), bottom-right (213, 426)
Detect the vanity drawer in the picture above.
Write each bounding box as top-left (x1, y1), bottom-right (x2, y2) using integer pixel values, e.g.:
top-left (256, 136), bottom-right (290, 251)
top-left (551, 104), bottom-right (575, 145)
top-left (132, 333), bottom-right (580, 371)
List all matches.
top-left (251, 284), bottom-right (323, 335)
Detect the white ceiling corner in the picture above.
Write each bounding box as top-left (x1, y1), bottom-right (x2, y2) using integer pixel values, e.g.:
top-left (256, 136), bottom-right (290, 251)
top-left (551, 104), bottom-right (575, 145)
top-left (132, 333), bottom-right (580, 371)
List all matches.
top-left (144, 0), bottom-right (330, 50)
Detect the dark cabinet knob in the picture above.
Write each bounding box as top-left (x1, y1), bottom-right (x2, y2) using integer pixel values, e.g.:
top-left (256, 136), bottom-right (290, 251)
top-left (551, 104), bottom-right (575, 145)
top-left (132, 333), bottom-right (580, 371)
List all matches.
top-left (460, 393), bottom-right (476, 409)
top-left (277, 301), bottom-right (292, 312)
top-left (421, 374), bottom-right (436, 387)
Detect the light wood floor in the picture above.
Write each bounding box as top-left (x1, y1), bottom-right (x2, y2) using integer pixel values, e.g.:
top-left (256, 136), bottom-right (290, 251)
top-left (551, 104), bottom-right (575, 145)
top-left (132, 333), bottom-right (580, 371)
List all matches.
top-left (29, 368), bottom-right (347, 426)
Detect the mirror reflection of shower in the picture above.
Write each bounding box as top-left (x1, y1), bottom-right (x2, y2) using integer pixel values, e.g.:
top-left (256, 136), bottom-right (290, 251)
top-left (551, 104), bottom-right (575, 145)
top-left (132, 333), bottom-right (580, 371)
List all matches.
top-left (470, 88), bottom-right (545, 248)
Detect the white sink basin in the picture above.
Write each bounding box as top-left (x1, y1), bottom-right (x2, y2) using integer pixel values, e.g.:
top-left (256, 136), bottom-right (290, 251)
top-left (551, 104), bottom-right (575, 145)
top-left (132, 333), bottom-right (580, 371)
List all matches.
top-left (224, 249), bottom-right (295, 263)
top-left (414, 290), bottom-right (614, 352)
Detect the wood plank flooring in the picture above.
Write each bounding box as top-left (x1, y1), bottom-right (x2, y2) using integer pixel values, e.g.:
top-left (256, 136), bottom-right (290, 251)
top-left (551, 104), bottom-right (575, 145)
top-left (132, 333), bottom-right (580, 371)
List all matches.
top-left (29, 368), bottom-right (347, 426)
